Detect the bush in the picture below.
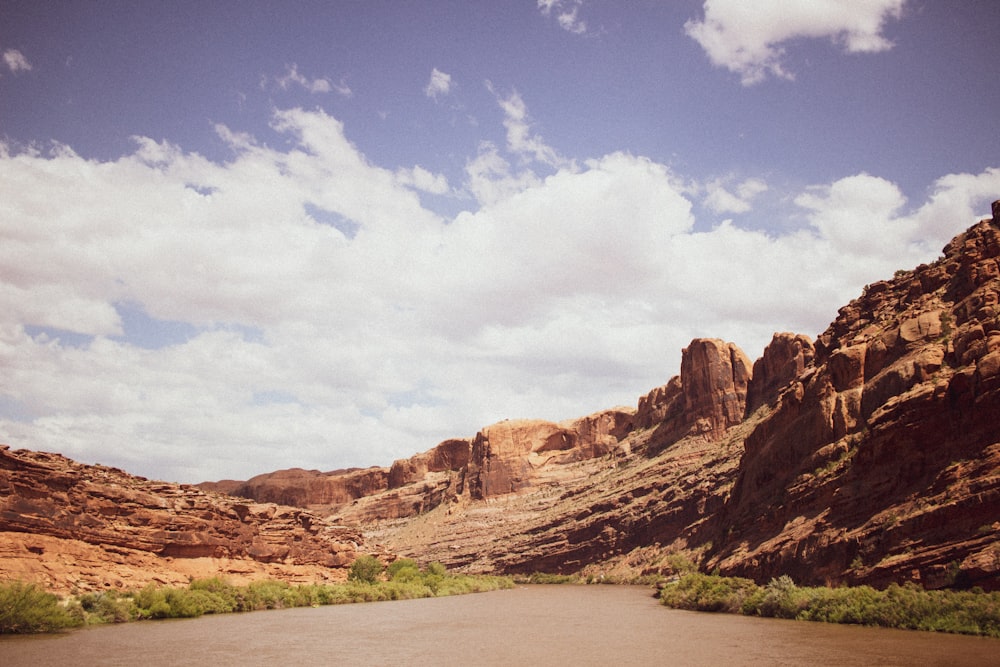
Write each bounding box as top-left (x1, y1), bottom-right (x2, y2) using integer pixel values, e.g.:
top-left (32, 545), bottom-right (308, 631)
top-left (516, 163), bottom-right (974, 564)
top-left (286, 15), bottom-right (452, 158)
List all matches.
top-left (387, 558), bottom-right (421, 582)
top-left (517, 572), bottom-right (582, 585)
top-left (79, 590), bottom-right (137, 624)
top-left (426, 562), bottom-right (447, 577)
top-left (660, 573), bottom-right (1000, 638)
top-left (659, 573), bottom-right (759, 613)
top-left (2, 570), bottom-right (516, 634)
top-left (348, 555), bottom-right (384, 584)
top-left (246, 580), bottom-right (297, 610)
top-left (758, 575), bottom-right (805, 619)
top-left (0, 581), bottom-right (83, 633)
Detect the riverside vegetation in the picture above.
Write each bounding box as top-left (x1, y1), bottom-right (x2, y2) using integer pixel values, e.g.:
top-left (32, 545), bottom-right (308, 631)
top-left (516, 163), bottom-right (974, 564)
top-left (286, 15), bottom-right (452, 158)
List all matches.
top-left (658, 572), bottom-right (1000, 638)
top-left (0, 557), bottom-right (512, 634)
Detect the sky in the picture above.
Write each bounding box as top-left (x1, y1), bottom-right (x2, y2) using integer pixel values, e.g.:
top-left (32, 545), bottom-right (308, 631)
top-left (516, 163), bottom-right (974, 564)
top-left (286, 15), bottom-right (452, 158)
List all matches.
top-left (1, 1), bottom-right (999, 484)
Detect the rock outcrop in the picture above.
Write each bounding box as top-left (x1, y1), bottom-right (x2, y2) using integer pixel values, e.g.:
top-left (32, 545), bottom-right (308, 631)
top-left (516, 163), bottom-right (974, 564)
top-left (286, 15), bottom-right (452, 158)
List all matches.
top-left (706, 213), bottom-right (1000, 589)
top-left (0, 446), bottom-right (370, 595)
top-left (224, 337), bottom-right (757, 575)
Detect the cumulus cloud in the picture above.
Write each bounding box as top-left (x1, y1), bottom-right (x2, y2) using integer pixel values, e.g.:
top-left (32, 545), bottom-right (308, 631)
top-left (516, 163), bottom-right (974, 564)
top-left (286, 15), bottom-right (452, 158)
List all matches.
top-left (795, 173), bottom-right (909, 255)
top-left (273, 63), bottom-right (350, 95)
top-left (1, 107), bottom-right (996, 483)
top-left (703, 176), bottom-right (769, 214)
top-left (424, 68), bottom-right (452, 99)
top-left (2, 48), bottom-right (31, 74)
top-left (538, 0), bottom-right (587, 35)
top-left (685, 0), bottom-right (907, 84)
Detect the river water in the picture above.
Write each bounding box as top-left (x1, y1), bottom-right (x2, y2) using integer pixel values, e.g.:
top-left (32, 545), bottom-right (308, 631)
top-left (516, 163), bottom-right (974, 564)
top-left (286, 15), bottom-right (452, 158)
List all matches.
top-left (1, 585), bottom-right (996, 666)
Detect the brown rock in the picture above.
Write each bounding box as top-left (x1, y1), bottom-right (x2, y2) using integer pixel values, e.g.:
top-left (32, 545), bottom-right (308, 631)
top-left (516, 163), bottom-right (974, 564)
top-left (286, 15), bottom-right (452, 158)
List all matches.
top-left (706, 214), bottom-right (1000, 590)
top-left (0, 446), bottom-right (369, 594)
top-left (680, 339), bottom-right (752, 437)
top-left (746, 333), bottom-right (815, 414)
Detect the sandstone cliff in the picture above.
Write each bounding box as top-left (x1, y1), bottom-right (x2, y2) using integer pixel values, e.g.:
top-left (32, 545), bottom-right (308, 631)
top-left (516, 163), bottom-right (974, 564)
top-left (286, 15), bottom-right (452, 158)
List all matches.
top-left (706, 213), bottom-right (1000, 590)
top-left (210, 206), bottom-right (1000, 591)
top-left (5, 206), bottom-right (999, 595)
top-left (0, 446), bottom-right (371, 595)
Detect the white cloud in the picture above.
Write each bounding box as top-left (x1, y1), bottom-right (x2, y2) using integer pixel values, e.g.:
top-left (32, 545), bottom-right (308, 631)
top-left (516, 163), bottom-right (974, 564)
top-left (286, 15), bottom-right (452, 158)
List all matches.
top-left (274, 63), bottom-right (349, 96)
top-left (487, 82), bottom-right (568, 169)
top-left (685, 0), bottom-right (907, 85)
top-left (539, 0), bottom-right (587, 35)
top-left (2, 48), bottom-right (31, 74)
top-left (1, 108), bottom-right (996, 484)
top-left (703, 176), bottom-right (769, 214)
top-left (396, 165), bottom-right (450, 195)
top-left (424, 68), bottom-right (452, 99)
top-left (795, 173), bottom-right (909, 255)
top-left (464, 141), bottom-right (542, 207)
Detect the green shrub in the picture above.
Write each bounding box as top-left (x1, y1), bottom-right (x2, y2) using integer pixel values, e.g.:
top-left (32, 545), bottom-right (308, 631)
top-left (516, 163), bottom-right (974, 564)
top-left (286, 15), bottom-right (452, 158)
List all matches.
top-left (348, 555), bottom-right (384, 584)
top-left (659, 573), bottom-right (759, 613)
top-left (387, 558), bottom-right (418, 579)
top-left (246, 580), bottom-right (297, 610)
top-left (79, 590), bottom-right (137, 624)
top-left (387, 558), bottom-right (422, 583)
top-left (758, 575), bottom-right (806, 619)
top-left (518, 572), bottom-right (582, 585)
top-left (660, 573), bottom-right (1000, 638)
top-left (0, 581), bottom-right (84, 633)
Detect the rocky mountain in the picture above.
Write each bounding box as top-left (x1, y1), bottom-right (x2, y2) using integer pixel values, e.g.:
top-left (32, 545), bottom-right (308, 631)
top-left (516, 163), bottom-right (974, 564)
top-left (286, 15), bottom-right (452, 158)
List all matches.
top-left (204, 204), bottom-right (1000, 591)
top-left (2, 204), bottom-right (998, 594)
top-left (0, 446), bottom-right (373, 594)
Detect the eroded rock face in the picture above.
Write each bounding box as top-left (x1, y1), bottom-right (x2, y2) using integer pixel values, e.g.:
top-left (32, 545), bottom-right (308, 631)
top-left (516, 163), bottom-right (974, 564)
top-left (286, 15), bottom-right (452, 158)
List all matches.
top-left (745, 333), bottom-right (815, 414)
top-left (681, 339), bottom-right (753, 437)
top-left (464, 410), bottom-right (635, 500)
top-left (0, 447), bottom-right (368, 594)
top-left (707, 215), bottom-right (1000, 590)
top-left (635, 339), bottom-right (752, 450)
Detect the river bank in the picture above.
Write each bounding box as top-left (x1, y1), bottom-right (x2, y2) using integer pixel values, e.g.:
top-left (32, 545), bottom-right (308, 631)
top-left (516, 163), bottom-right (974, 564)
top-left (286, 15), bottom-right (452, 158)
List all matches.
top-left (2, 585), bottom-right (996, 666)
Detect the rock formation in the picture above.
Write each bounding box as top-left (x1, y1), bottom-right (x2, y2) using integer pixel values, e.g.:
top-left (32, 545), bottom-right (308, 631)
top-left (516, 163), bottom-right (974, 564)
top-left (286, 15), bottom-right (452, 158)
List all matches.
top-left (4, 205), bottom-right (999, 595)
top-left (706, 213), bottom-right (1000, 590)
top-left (0, 446), bottom-right (371, 595)
top-left (213, 206), bottom-right (1000, 591)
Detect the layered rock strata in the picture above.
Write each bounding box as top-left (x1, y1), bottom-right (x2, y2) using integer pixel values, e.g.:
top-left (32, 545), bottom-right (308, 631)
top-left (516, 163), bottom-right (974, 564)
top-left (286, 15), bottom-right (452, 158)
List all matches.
top-left (706, 214), bottom-right (1000, 590)
top-left (0, 446), bottom-right (368, 595)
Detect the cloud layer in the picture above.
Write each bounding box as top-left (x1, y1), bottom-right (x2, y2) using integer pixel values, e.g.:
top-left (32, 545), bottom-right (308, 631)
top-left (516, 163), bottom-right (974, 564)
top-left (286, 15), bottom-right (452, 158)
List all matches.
top-left (685, 0), bottom-right (907, 84)
top-left (1, 102), bottom-right (997, 483)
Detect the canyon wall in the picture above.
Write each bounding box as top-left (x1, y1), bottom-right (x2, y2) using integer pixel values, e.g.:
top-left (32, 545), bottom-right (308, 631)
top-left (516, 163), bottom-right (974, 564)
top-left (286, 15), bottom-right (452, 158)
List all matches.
top-left (3, 206), bottom-right (999, 594)
top-left (705, 215), bottom-right (1000, 589)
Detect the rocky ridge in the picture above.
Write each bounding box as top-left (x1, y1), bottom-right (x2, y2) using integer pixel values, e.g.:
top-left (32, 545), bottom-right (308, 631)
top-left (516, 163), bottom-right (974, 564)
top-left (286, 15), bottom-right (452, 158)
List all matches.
top-left (0, 446), bottom-right (371, 595)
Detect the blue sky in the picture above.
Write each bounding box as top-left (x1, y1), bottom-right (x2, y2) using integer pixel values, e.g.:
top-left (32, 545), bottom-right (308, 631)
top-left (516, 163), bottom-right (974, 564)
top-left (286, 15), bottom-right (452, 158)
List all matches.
top-left (1, 1), bottom-right (999, 483)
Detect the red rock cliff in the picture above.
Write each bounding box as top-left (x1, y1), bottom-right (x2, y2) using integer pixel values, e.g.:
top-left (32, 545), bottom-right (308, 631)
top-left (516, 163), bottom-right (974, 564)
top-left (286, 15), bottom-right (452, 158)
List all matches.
top-left (0, 446), bottom-right (369, 594)
top-left (706, 213), bottom-right (1000, 589)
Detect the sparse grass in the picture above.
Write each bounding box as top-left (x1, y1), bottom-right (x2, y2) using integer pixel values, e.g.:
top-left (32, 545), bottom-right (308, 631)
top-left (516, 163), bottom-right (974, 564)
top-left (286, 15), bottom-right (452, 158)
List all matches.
top-left (659, 573), bottom-right (1000, 638)
top-left (1, 563), bottom-right (513, 633)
